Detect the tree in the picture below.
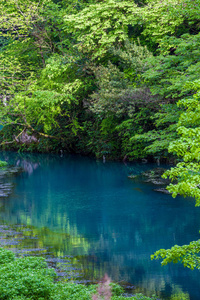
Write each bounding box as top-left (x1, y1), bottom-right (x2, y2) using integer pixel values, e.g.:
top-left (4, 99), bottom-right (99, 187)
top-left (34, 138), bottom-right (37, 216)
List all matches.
top-left (64, 0), bottom-right (141, 59)
top-left (0, 0), bottom-right (89, 149)
top-left (152, 80), bottom-right (200, 270)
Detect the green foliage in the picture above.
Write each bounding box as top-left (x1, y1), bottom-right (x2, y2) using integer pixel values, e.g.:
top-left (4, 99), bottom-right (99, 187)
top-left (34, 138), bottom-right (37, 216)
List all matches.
top-left (151, 240), bottom-right (200, 270)
top-left (1, 0), bottom-right (200, 161)
top-left (64, 0), bottom-right (200, 58)
top-left (84, 39), bottom-right (156, 159)
top-left (162, 81), bottom-right (200, 203)
top-left (0, 0), bottom-right (89, 150)
top-left (0, 247), bottom-right (155, 300)
top-left (64, 0), bottom-right (140, 59)
top-left (116, 106), bottom-right (153, 159)
top-left (142, 0), bottom-right (200, 47)
top-left (0, 161), bottom-right (7, 167)
top-left (0, 248), bottom-right (55, 299)
top-left (0, 247), bottom-right (15, 264)
top-left (89, 62), bottom-right (135, 117)
top-left (151, 81), bottom-right (200, 270)
top-left (131, 104), bottom-right (181, 157)
top-left (111, 39), bottom-right (152, 85)
top-left (143, 32), bottom-right (200, 99)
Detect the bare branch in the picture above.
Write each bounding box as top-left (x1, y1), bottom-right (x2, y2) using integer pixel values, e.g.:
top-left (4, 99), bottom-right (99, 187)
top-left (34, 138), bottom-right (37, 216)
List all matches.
top-left (0, 128), bottom-right (26, 145)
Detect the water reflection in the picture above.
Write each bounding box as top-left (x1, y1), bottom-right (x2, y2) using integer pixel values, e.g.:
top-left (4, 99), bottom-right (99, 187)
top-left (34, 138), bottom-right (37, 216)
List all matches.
top-left (15, 159), bottom-right (40, 175)
top-left (0, 151), bottom-right (200, 299)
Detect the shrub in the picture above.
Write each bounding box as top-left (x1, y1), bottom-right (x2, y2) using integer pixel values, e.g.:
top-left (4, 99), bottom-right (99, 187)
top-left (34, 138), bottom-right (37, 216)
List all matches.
top-left (0, 248), bottom-right (156, 300)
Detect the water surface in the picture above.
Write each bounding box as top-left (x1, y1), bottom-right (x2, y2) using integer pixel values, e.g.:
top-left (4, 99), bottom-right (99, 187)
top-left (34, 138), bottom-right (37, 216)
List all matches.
top-left (0, 152), bottom-right (200, 299)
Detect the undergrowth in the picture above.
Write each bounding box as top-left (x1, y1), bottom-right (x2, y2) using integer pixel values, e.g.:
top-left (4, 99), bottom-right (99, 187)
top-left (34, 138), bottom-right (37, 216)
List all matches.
top-left (0, 248), bottom-right (156, 300)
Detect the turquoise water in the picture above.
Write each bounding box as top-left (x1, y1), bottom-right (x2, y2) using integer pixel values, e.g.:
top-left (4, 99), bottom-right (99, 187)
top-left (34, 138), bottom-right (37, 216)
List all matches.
top-left (0, 152), bottom-right (200, 299)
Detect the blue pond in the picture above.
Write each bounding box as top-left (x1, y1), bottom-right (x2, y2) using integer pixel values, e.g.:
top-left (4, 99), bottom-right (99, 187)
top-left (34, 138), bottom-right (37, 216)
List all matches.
top-left (0, 152), bottom-right (200, 299)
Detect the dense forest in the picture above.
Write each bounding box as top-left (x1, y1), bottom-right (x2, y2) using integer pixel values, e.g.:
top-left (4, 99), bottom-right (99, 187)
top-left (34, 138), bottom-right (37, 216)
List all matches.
top-left (0, 0), bottom-right (199, 161)
top-left (1, 0), bottom-right (200, 273)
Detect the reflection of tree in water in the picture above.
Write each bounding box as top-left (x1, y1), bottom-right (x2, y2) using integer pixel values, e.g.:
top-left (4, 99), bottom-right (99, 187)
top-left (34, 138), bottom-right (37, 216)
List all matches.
top-left (0, 152), bottom-right (60, 169)
top-left (76, 254), bottom-right (190, 299)
top-left (16, 159), bottom-right (40, 175)
top-left (0, 151), bottom-right (160, 177)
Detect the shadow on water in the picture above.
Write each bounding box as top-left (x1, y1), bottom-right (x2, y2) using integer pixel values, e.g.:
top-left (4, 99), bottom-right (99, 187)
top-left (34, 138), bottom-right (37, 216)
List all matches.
top-left (0, 151), bottom-right (199, 299)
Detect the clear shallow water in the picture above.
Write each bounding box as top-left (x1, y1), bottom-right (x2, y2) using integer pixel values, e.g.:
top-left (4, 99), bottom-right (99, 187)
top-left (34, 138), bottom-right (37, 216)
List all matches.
top-left (0, 152), bottom-right (200, 299)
